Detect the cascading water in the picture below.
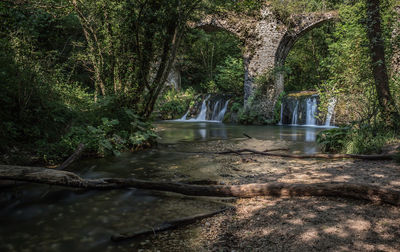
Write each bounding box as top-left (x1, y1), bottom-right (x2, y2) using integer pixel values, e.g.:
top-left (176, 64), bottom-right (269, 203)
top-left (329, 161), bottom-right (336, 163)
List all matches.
top-left (279, 93), bottom-right (337, 127)
top-left (195, 95), bottom-right (211, 121)
top-left (177, 95), bottom-right (230, 122)
top-left (278, 103), bottom-right (283, 125)
top-left (211, 101), bottom-right (220, 120)
top-left (325, 98), bottom-right (337, 126)
top-left (216, 100), bottom-right (230, 121)
top-left (291, 101), bottom-right (299, 125)
top-left (179, 110), bottom-right (189, 120)
top-left (305, 97), bottom-right (318, 126)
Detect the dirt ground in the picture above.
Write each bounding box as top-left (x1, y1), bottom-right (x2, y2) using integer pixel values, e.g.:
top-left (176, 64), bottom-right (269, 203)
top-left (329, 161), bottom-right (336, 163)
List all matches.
top-left (125, 139), bottom-right (400, 251)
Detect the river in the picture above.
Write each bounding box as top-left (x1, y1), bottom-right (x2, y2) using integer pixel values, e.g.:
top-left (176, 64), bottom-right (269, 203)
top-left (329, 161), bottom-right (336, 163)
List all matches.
top-left (0, 122), bottom-right (328, 252)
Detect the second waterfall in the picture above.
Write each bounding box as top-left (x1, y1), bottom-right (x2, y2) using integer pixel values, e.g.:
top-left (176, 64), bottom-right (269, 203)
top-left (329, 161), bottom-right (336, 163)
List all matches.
top-left (280, 93), bottom-right (336, 127)
top-left (177, 94), bottom-right (231, 122)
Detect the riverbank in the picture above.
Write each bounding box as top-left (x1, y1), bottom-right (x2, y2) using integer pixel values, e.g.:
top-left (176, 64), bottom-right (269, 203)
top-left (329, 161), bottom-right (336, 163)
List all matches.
top-left (128, 138), bottom-right (400, 251)
top-left (2, 124), bottom-right (399, 251)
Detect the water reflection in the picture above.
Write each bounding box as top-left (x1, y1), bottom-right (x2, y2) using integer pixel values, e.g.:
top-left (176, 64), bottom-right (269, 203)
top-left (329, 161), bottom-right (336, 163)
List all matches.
top-left (305, 128), bottom-right (316, 142)
top-left (198, 129), bottom-right (207, 139)
top-left (291, 127), bottom-right (298, 141)
top-left (0, 122), bottom-right (332, 252)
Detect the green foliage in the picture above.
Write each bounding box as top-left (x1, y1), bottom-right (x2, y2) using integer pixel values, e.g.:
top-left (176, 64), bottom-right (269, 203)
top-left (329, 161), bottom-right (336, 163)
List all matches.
top-left (215, 56), bottom-right (244, 95)
top-left (344, 125), bottom-right (397, 154)
top-left (0, 1), bottom-right (162, 164)
top-left (207, 0), bottom-right (263, 15)
top-left (238, 108), bottom-right (260, 125)
top-left (62, 109), bottom-right (157, 158)
top-left (238, 70), bottom-right (276, 125)
top-left (180, 29), bottom-right (244, 95)
top-left (317, 124), bottom-right (398, 155)
top-left (284, 24), bottom-right (334, 92)
top-left (317, 127), bottom-right (349, 153)
top-left (269, 0), bottom-right (343, 25)
top-left (230, 102), bottom-right (243, 113)
top-left (155, 88), bottom-right (196, 120)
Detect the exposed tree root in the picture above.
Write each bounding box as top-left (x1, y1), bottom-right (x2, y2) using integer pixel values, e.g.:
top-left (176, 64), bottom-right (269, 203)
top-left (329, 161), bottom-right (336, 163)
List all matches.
top-left (111, 207), bottom-right (234, 242)
top-left (1, 165), bottom-right (400, 206)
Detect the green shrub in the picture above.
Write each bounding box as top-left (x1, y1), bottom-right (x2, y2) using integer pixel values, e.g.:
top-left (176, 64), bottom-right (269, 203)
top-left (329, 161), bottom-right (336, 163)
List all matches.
top-left (317, 124), bottom-right (398, 154)
top-left (317, 127), bottom-right (350, 153)
top-left (61, 108), bottom-right (157, 158)
top-left (155, 88), bottom-right (195, 120)
top-left (230, 102), bottom-right (242, 113)
top-left (344, 125), bottom-right (396, 154)
top-left (215, 56), bottom-right (244, 96)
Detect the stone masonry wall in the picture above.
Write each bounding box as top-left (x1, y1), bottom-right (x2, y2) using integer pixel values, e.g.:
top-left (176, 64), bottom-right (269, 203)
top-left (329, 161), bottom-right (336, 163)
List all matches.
top-left (197, 5), bottom-right (338, 120)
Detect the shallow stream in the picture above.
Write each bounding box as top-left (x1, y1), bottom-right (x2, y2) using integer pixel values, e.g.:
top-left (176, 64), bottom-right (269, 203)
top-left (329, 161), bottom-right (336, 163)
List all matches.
top-left (0, 122), bottom-right (328, 252)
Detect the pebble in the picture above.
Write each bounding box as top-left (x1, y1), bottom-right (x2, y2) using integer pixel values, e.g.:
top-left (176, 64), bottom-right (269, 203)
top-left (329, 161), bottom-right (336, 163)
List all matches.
top-left (205, 222), bottom-right (211, 227)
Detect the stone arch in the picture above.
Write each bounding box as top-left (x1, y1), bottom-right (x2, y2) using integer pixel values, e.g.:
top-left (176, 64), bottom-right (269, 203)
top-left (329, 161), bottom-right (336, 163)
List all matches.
top-left (186, 8), bottom-right (339, 119)
top-left (274, 12), bottom-right (338, 95)
top-left (191, 16), bottom-right (252, 100)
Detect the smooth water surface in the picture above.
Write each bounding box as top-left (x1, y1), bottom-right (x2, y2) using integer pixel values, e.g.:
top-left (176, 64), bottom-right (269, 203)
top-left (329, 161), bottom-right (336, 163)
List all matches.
top-left (0, 122), bottom-right (328, 252)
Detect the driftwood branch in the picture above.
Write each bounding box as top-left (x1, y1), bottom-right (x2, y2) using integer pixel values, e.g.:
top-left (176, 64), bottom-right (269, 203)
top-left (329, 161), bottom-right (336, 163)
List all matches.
top-left (243, 133), bottom-right (252, 139)
top-left (1, 165), bottom-right (400, 206)
top-left (216, 148), bottom-right (289, 155)
top-left (111, 207), bottom-right (233, 242)
top-left (58, 143), bottom-right (85, 170)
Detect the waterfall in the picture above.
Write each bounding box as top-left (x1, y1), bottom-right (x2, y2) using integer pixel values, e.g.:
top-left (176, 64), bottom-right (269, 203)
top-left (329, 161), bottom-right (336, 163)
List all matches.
top-left (291, 101), bottom-right (299, 125)
top-left (305, 97), bottom-right (318, 126)
top-left (211, 101), bottom-right (220, 120)
top-left (216, 100), bottom-right (230, 121)
top-left (280, 93), bottom-right (336, 127)
top-left (195, 95), bottom-right (211, 121)
top-left (175, 95), bottom-right (230, 122)
top-left (325, 98), bottom-right (337, 126)
top-left (179, 110), bottom-right (190, 120)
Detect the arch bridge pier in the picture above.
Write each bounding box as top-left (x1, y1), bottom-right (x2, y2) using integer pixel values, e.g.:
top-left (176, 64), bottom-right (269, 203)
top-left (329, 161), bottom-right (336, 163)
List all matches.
top-left (196, 5), bottom-right (338, 119)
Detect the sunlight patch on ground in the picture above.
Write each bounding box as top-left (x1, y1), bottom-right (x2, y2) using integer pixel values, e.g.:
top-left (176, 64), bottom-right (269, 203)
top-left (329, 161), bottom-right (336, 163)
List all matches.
top-left (346, 218), bottom-right (371, 232)
top-left (300, 228), bottom-right (319, 241)
top-left (332, 175), bottom-right (352, 182)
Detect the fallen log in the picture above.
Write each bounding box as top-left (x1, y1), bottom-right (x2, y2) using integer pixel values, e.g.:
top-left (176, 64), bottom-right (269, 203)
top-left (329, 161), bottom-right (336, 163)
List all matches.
top-left (58, 143), bottom-right (85, 170)
top-left (111, 207), bottom-right (233, 242)
top-left (217, 148), bottom-right (394, 160)
top-left (1, 165), bottom-right (400, 206)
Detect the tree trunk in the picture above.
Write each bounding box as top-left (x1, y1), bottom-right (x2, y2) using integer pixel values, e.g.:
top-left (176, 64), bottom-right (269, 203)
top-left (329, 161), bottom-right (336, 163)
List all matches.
top-left (392, 5), bottom-right (400, 78)
top-left (365, 0), bottom-right (400, 127)
top-left (1, 165), bottom-right (400, 206)
top-left (142, 22), bottom-right (183, 118)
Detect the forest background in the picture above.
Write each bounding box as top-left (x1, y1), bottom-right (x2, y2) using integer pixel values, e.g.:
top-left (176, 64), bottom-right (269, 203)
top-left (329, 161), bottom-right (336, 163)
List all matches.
top-left (0, 0), bottom-right (399, 165)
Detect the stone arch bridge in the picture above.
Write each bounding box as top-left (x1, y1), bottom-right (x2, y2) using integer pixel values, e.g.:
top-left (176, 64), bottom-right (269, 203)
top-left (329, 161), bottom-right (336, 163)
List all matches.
top-left (196, 4), bottom-right (338, 119)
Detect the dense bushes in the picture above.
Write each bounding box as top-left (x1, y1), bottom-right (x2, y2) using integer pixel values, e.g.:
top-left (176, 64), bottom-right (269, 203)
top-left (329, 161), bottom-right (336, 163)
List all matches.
top-left (0, 2), bottom-right (157, 165)
top-left (155, 88), bottom-right (196, 120)
top-left (180, 29), bottom-right (244, 97)
top-left (317, 125), bottom-right (398, 155)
